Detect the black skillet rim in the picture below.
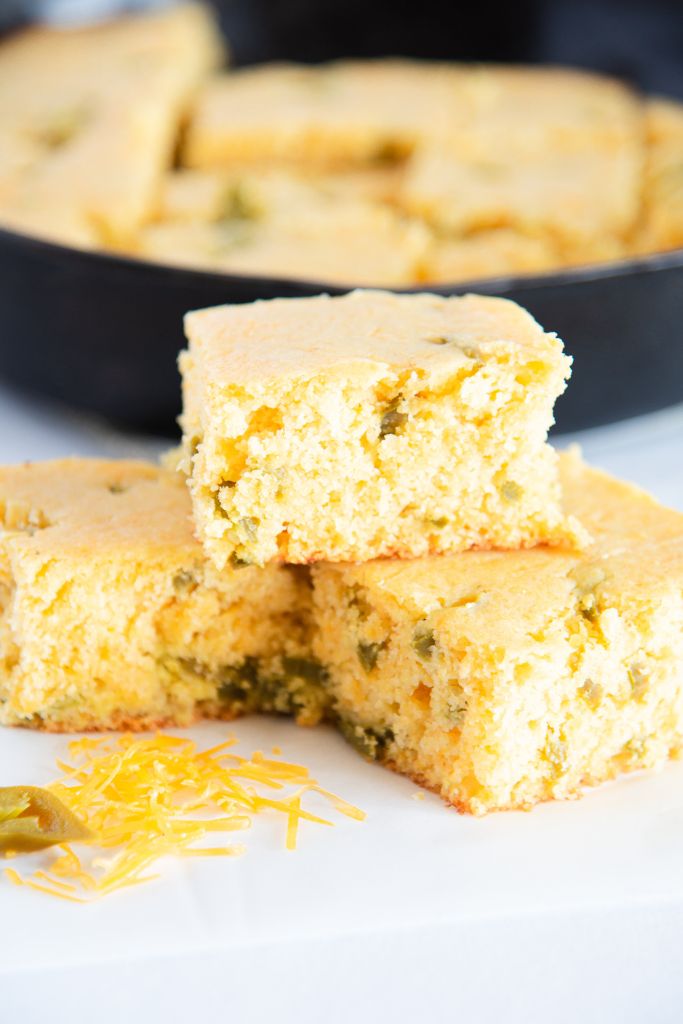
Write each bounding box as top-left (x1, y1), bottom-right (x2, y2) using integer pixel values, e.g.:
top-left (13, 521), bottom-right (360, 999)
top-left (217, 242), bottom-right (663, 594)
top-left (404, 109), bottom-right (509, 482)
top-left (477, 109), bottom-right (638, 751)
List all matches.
top-left (2, 221), bottom-right (683, 300)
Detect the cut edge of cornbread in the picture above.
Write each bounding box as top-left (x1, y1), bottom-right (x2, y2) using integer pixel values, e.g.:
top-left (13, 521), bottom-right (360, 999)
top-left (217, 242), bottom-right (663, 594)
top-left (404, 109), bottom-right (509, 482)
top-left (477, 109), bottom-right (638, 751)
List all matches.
top-left (311, 450), bottom-right (683, 814)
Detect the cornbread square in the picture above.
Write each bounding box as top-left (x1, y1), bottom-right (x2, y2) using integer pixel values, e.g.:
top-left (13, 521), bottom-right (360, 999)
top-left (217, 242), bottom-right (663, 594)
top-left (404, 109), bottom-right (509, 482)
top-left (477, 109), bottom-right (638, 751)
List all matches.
top-left (312, 453), bottom-right (683, 815)
top-left (154, 166), bottom-right (403, 224)
top-left (183, 59), bottom-right (465, 169)
top-left (0, 460), bottom-right (325, 732)
top-left (137, 167), bottom-right (427, 285)
top-left (452, 66), bottom-right (642, 159)
top-left (0, 3), bottom-right (223, 247)
top-left (401, 144), bottom-right (642, 245)
top-left (179, 290), bottom-right (581, 568)
top-left (398, 67), bottom-right (643, 246)
top-left (139, 204), bottom-right (428, 286)
top-left (420, 230), bottom-right (560, 285)
top-left (635, 98), bottom-right (683, 253)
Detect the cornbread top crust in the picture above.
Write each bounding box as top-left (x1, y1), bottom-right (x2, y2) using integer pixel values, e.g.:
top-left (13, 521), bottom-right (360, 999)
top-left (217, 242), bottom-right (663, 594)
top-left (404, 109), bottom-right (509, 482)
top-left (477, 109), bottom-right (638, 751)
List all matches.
top-left (183, 289), bottom-right (567, 389)
top-left (0, 459), bottom-right (197, 559)
top-left (320, 452), bottom-right (683, 642)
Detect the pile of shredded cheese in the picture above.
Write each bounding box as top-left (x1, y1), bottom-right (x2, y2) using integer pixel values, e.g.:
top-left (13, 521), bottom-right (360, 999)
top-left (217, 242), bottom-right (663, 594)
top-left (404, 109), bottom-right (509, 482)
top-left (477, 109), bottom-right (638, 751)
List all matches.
top-left (4, 732), bottom-right (365, 902)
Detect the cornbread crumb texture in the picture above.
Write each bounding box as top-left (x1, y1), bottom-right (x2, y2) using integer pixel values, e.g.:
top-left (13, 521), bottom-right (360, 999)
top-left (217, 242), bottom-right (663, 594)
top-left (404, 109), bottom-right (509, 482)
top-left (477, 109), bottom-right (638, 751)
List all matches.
top-left (4, 455), bottom-right (682, 819)
top-left (312, 452), bottom-right (683, 815)
top-left (0, 459), bottom-right (325, 732)
top-left (0, 3), bottom-right (223, 247)
top-left (181, 289), bottom-right (579, 568)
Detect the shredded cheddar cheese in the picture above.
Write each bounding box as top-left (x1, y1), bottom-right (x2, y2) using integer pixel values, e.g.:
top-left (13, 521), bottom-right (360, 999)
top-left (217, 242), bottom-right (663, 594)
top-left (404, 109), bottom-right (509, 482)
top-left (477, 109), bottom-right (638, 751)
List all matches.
top-left (4, 732), bottom-right (365, 901)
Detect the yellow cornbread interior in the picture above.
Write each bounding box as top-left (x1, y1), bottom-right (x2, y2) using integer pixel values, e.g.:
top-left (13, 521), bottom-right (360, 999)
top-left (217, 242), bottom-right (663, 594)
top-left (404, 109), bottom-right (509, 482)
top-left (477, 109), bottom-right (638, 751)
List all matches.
top-left (0, 460), bottom-right (325, 731)
top-left (312, 452), bottom-right (683, 815)
top-left (180, 290), bottom-right (581, 568)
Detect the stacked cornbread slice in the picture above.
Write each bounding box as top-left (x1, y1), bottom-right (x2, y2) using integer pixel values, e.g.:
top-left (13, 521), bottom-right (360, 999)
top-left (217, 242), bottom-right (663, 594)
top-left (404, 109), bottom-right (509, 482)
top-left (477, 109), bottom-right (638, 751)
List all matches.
top-left (1, 291), bottom-right (682, 815)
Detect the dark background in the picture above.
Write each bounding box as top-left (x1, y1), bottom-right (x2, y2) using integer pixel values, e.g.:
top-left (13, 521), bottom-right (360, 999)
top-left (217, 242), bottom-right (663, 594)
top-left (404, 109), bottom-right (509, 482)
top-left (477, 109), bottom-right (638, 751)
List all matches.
top-left (218, 0), bottom-right (683, 98)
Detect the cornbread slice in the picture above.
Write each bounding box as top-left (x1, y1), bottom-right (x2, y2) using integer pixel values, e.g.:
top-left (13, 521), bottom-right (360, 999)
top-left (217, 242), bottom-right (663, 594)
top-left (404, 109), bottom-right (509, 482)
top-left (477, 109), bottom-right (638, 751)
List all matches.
top-left (452, 66), bottom-right (642, 159)
top-left (401, 144), bottom-right (642, 246)
top-left (312, 452), bottom-right (683, 815)
top-left (183, 59), bottom-right (465, 169)
top-left (137, 167), bottom-right (427, 285)
top-left (0, 460), bottom-right (325, 732)
top-left (179, 290), bottom-right (582, 568)
top-left (139, 204), bottom-right (429, 286)
top-left (399, 67), bottom-right (643, 247)
top-left (420, 230), bottom-right (560, 285)
top-left (0, 3), bottom-right (223, 247)
top-left (154, 166), bottom-right (404, 224)
top-left (635, 98), bottom-right (683, 253)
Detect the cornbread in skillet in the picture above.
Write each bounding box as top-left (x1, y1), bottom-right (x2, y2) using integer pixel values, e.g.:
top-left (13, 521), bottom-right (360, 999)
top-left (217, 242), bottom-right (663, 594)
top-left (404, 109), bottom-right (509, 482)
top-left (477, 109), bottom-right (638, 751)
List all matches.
top-left (140, 204), bottom-right (428, 285)
top-left (637, 98), bottom-right (683, 253)
top-left (0, 3), bottom-right (222, 247)
top-left (154, 166), bottom-right (404, 224)
top-left (138, 167), bottom-right (427, 284)
top-left (183, 59), bottom-right (464, 170)
top-left (0, 460), bottom-right (325, 731)
top-left (421, 230), bottom-right (560, 285)
top-left (179, 289), bottom-right (582, 568)
top-left (312, 452), bottom-right (683, 815)
top-left (400, 67), bottom-right (643, 254)
top-left (401, 144), bottom-right (642, 250)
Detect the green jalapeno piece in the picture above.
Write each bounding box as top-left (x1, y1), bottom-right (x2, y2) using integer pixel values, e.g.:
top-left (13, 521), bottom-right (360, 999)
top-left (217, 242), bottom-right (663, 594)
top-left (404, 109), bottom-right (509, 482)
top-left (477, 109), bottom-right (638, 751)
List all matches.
top-left (0, 786), bottom-right (91, 853)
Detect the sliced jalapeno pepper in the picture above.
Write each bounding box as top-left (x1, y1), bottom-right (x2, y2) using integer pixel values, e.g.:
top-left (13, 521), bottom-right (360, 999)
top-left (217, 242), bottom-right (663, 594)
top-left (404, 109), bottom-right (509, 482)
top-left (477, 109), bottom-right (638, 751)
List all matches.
top-left (0, 786), bottom-right (91, 853)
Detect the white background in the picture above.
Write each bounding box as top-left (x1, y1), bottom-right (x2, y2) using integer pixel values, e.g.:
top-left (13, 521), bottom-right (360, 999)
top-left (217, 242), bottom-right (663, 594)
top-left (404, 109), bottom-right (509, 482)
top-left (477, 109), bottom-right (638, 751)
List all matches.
top-left (1, 384), bottom-right (683, 1024)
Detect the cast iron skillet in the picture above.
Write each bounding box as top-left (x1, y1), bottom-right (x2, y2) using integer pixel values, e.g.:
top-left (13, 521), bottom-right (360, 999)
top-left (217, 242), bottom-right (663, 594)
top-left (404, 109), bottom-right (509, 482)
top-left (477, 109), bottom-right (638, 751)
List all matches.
top-left (0, 223), bottom-right (682, 435)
